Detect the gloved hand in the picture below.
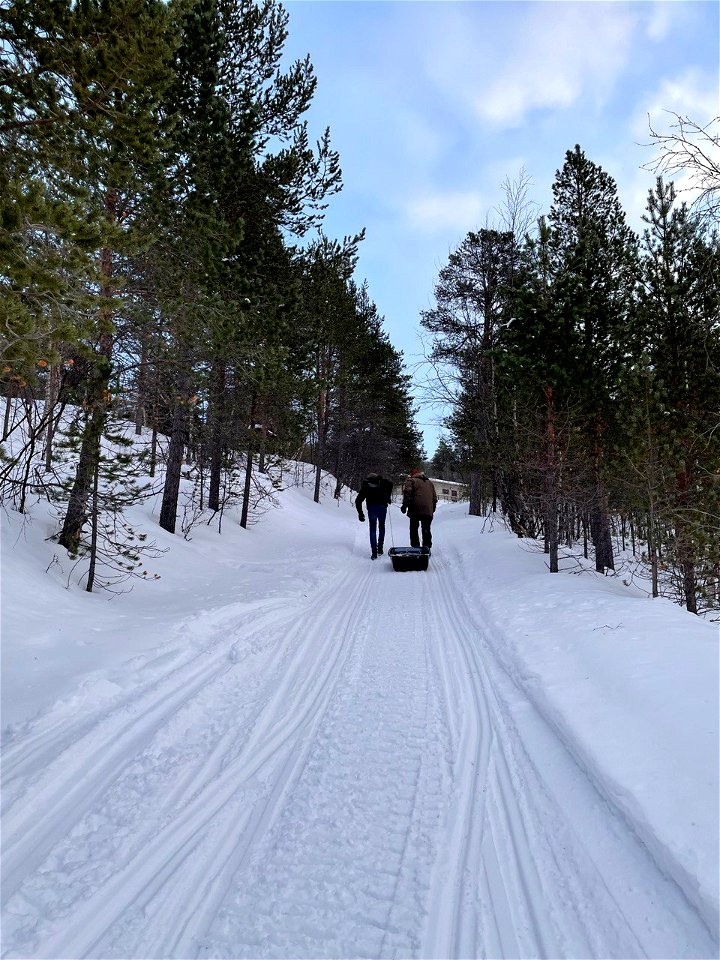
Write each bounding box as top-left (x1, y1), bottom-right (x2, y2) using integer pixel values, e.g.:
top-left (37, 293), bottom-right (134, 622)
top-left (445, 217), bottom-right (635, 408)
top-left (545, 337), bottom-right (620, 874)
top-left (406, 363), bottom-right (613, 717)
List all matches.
top-left (358, 512), bottom-right (365, 522)
top-left (400, 504), bottom-right (407, 514)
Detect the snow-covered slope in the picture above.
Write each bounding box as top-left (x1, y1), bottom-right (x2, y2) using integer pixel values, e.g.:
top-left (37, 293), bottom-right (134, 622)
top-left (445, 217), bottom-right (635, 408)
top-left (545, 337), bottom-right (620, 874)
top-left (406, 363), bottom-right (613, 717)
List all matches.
top-left (1, 472), bottom-right (718, 958)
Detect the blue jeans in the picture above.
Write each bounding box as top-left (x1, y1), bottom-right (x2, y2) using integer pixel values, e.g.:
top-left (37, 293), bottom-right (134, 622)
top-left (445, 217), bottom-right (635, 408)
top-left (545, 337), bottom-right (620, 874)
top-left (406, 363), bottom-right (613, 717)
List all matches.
top-left (367, 503), bottom-right (387, 554)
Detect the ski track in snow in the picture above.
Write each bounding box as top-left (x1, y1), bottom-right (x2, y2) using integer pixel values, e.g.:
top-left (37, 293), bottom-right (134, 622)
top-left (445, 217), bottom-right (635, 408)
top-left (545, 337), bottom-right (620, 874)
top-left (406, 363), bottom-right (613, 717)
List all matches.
top-left (2, 519), bottom-right (717, 959)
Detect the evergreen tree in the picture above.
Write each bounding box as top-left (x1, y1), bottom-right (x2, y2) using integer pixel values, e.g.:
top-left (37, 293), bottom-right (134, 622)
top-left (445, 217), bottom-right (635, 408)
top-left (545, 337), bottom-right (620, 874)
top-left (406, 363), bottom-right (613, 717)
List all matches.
top-left (430, 438), bottom-right (460, 482)
top-left (0, 0), bottom-right (103, 455)
top-left (323, 283), bottom-right (422, 492)
top-left (500, 217), bottom-right (582, 569)
top-left (628, 178), bottom-right (720, 611)
top-left (154, 0), bottom-right (343, 533)
top-left (421, 228), bottom-right (517, 515)
top-left (547, 145), bottom-right (638, 572)
top-left (297, 233), bottom-right (361, 503)
top-left (10, 0), bottom-right (182, 555)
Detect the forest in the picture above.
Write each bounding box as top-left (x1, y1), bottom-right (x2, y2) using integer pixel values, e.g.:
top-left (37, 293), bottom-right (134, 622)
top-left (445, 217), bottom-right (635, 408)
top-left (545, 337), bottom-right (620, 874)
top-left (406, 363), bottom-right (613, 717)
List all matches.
top-left (424, 140), bottom-right (720, 615)
top-left (1, 0), bottom-right (423, 590)
top-left (2, 0), bottom-right (718, 614)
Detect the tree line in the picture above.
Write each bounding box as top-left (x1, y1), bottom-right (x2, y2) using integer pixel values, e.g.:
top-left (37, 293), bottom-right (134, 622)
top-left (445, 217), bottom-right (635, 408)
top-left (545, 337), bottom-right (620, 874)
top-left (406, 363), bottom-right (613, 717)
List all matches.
top-left (0, 0), bottom-right (423, 590)
top-left (424, 139), bottom-right (720, 615)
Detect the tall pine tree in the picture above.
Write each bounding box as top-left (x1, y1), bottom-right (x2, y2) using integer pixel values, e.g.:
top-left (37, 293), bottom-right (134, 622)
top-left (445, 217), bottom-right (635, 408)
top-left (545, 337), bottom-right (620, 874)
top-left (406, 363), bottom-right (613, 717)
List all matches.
top-left (548, 146), bottom-right (638, 572)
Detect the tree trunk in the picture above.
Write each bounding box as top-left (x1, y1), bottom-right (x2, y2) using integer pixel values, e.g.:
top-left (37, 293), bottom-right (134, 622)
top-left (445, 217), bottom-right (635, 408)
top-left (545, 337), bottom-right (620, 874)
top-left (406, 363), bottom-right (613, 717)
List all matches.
top-left (682, 560), bottom-right (698, 614)
top-left (469, 469), bottom-right (483, 516)
top-left (43, 359), bottom-right (61, 471)
top-left (240, 393), bottom-right (257, 529)
top-left (135, 326), bottom-right (148, 436)
top-left (2, 383), bottom-right (14, 441)
top-left (86, 452), bottom-right (100, 592)
top-left (59, 220), bottom-right (115, 552)
top-left (159, 376), bottom-right (190, 534)
top-left (313, 387), bottom-right (327, 504)
top-left (590, 501), bottom-right (614, 573)
top-left (258, 398), bottom-right (268, 474)
top-left (332, 442), bottom-right (344, 499)
top-left (591, 440), bottom-right (614, 573)
top-left (150, 399), bottom-right (158, 478)
top-left (207, 360), bottom-right (226, 513)
top-left (647, 499), bottom-right (659, 598)
top-left (544, 386), bottom-right (559, 573)
top-left (58, 398), bottom-right (106, 551)
top-left (18, 408), bottom-right (39, 514)
top-left (676, 467), bottom-right (698, 613)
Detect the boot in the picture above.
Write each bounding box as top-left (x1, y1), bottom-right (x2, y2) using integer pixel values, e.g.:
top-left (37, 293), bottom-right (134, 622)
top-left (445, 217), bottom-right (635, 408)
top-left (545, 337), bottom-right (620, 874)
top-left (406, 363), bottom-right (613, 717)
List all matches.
top-left (377, 544), bottom-right (384, 555)
top-left (371, 549), bottom-right (377, 560)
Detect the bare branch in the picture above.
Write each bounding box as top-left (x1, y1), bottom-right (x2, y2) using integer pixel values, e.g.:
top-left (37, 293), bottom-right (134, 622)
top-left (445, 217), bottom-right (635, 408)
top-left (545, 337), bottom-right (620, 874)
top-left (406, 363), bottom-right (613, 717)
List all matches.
top-left (644, 111), bottom-right (720, 224)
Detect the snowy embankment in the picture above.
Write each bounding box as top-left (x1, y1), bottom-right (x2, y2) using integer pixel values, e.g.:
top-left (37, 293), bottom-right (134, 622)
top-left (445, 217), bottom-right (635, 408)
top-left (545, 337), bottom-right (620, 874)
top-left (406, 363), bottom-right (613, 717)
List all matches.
top-left (1, 465), bottom-right (718, 958)
top-left (441, 510), bottom-right (720, 943)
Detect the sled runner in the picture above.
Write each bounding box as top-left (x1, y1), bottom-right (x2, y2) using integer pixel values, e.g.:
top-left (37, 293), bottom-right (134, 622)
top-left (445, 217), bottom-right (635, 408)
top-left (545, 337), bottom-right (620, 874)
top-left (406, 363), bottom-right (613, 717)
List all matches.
top-left (388, 546), bottom-right (430, 572)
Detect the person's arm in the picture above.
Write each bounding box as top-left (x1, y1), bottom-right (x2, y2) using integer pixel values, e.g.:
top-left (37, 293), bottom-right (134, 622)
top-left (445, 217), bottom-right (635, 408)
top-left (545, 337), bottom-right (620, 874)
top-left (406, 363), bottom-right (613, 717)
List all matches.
top-left (401, 478), bottom-right (413, 513)
top-left (355, 486), bottom-right (366, 519)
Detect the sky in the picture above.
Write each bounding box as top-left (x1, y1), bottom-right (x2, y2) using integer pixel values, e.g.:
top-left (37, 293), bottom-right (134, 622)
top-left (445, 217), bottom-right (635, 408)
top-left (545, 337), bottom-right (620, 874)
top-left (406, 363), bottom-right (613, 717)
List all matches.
top-left (281, 0), bottom-right (719, 458)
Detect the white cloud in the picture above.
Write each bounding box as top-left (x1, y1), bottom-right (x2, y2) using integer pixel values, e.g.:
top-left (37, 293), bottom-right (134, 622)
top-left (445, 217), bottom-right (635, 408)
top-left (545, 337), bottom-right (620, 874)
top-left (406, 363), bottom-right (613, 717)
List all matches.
top-left (635, 69), bottom-right (719, 138)
top-left (405, 190), bottom-right (488, 232)
top-left (645, 1), bottom-right (675, 41)
top-left (645, 0), bottom-right (701, 41)
top-left (595, 68), bottom-right (719, 229)
top-left (393, 107), bottom-right (446, 168)
top-left (474, 3), bottom-right (638, 127)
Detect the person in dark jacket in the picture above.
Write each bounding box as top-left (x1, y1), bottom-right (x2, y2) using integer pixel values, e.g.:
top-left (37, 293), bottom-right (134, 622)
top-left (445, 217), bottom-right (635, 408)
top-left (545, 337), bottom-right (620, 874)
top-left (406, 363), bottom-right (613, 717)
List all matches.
top-left (356, 472), bottom-right (393, 559)
top-left (401, 468), bottom-right (438, 551)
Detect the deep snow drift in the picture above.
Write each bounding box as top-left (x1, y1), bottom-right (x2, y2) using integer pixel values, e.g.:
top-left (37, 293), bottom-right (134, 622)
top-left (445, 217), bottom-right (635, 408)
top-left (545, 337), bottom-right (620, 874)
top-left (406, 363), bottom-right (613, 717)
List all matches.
top-left (1, 467), bottom-right (718, 959)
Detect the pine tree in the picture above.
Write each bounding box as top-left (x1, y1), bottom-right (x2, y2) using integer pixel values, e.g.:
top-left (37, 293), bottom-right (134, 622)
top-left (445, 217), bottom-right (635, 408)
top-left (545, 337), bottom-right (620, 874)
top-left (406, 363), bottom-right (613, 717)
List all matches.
top-left (498, 216), bottom-right (587, 569)
top-left (629, 178), bottom-right (720, 611)
top-left (547, 145), bottom-right (638, 572)
top-left (297, 234), bottom-right (362, 503)
top-left (11, 0), bottom-right (183, 554)
top-left (0, 0), bottom-right (103, 457)
top-left (430, 438), bottom-right (460, 482)
top-left (154, 0), bottom-right (344, 533)
top-left (323, 283), bottom-right (423, 492)
top-left (421, 228), bottom-right (517, 516)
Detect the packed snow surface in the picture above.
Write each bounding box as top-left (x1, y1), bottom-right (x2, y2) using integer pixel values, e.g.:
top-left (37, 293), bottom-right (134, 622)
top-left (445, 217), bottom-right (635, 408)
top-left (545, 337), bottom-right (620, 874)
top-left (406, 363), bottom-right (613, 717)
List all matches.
top-left (2, 476), bottom-right (718, 959)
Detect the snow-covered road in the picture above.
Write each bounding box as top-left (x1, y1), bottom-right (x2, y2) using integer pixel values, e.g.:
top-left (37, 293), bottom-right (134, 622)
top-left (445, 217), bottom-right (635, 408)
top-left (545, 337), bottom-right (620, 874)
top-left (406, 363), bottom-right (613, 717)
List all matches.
top-left (2, 499), bottom-right (717, 959)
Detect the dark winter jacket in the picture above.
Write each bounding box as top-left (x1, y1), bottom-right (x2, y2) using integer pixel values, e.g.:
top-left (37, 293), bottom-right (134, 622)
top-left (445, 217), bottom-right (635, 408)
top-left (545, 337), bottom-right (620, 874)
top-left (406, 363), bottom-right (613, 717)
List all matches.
top-left (402, 473), bottom-right (437, 517)
top-left (355, 474), bottom-right (392, 515)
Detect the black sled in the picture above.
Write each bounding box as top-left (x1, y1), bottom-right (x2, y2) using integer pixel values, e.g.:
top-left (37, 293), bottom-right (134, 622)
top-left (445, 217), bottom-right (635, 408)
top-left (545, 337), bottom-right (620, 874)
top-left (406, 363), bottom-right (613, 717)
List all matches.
top-left (388, 546), bottom-right (430, 572)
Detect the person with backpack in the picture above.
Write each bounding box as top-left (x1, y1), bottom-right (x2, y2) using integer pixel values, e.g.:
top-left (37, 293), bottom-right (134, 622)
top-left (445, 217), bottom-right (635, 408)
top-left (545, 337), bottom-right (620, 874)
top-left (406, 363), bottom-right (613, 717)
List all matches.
top-left (401, 468), bottom-right (438, 552)
top-left (355, 472), bottom-right (393, 560)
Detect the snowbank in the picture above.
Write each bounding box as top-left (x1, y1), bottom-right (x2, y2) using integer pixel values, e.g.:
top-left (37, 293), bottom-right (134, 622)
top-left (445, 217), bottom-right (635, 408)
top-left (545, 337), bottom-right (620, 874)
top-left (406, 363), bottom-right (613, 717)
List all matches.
top-left (1, 458), bottom-right (354, 732)
top-left (441, 506), bottom-right (720, 941)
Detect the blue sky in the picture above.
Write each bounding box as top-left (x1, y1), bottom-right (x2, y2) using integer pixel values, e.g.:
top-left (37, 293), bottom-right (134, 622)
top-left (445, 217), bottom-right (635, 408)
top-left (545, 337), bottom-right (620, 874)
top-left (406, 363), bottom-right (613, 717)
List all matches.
top-left (282, 0), bottom-right (719, 458)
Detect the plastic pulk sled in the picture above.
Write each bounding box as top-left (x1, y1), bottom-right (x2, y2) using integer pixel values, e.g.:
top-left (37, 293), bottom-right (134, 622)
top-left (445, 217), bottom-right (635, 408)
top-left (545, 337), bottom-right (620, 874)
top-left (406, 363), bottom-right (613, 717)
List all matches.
top-left (388, 546), bottom-right (430, 572)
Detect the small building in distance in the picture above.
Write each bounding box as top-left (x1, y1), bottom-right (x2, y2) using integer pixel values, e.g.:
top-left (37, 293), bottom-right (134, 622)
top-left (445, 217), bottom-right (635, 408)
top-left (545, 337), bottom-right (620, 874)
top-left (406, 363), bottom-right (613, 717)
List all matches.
top-left (428, 477), bottom-right (468, 502)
